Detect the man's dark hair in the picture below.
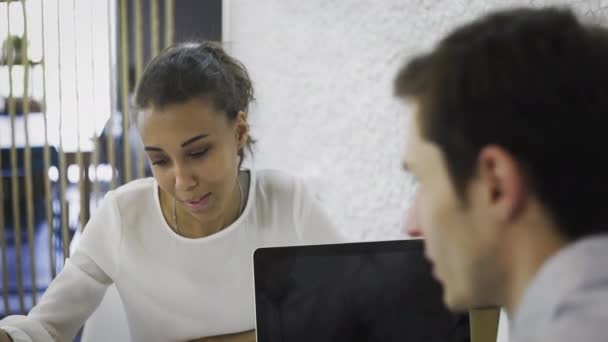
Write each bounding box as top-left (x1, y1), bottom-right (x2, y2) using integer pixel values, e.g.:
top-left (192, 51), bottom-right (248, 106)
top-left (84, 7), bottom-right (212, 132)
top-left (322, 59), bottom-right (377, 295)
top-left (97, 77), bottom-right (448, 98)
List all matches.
top-left (395, 7), bottom-right (608, 240)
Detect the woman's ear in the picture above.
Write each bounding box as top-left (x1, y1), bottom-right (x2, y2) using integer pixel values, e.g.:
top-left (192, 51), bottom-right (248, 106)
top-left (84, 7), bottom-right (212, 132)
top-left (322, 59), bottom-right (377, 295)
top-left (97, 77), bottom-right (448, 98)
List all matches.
top-left (236, 111), bottom-right (249, 150)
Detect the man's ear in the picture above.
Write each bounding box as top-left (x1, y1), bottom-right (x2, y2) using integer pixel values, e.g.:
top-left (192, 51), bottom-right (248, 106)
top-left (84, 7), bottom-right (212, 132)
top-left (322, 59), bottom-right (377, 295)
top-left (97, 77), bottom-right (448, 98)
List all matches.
top-left (476, 145), bottom-right (527, 223)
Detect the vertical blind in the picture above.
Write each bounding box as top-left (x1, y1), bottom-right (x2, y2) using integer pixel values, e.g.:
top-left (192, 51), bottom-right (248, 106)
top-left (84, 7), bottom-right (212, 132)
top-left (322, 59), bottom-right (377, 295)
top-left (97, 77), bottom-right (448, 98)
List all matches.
top-left (0, 0), bottom-right (175, 316)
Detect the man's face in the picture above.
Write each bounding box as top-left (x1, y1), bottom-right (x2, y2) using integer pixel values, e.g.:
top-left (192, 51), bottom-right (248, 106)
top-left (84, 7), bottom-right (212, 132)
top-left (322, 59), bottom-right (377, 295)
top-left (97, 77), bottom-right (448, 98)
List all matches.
top-left (402, 104), bottom-right (503, 311)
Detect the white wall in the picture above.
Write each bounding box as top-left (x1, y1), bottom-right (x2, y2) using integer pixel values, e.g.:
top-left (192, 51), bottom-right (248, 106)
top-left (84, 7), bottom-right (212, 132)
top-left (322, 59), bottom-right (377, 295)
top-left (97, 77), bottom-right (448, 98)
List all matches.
top-left (227, 0), bottom-right (608, 241)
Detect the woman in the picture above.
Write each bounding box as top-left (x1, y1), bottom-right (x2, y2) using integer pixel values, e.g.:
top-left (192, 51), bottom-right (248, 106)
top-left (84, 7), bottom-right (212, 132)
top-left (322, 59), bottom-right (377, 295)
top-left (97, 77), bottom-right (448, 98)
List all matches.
top-left (0, 41), bottom-right (344, 342)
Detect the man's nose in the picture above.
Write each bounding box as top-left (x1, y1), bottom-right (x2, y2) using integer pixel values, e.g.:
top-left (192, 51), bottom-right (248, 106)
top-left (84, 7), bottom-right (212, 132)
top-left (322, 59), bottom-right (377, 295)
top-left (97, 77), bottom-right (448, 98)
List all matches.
top-left (402, 193), bottom-right (423, 238)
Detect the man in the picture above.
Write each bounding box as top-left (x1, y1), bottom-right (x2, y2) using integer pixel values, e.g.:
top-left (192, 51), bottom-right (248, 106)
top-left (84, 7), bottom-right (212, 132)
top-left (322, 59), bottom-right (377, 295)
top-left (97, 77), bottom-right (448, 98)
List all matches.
top-left (396, 7), bottom-right (608, 342)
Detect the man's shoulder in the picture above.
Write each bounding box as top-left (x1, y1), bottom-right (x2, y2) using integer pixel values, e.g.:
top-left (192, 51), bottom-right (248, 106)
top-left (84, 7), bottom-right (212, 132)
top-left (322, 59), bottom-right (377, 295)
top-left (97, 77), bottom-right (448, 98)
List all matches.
top-left (517, 315), bottom-right (608, 342)
top-left (517, 285), bottom-right (608, 342)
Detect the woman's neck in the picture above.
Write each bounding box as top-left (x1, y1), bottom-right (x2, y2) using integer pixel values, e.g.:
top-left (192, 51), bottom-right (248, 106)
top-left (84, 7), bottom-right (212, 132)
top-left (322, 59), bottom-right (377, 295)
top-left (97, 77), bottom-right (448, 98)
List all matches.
top-left (160, 171), bottom-right (249, 239)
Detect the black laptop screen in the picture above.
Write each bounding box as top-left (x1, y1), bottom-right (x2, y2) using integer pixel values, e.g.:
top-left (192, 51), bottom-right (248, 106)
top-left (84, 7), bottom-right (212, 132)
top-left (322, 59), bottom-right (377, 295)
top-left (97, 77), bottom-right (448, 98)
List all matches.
top-left (253, 240), bottom-right (470, 342)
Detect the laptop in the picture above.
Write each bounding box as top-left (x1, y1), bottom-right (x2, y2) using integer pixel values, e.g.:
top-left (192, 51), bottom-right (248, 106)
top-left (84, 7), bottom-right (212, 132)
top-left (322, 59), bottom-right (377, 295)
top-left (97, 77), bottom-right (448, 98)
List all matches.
top-left (253, 239), bottom-right (470, 342)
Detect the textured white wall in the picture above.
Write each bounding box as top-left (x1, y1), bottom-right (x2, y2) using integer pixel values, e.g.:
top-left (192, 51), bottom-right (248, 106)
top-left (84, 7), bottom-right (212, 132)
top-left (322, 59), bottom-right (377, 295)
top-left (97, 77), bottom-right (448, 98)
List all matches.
top-left (227, 0), bottom-right (608, 241)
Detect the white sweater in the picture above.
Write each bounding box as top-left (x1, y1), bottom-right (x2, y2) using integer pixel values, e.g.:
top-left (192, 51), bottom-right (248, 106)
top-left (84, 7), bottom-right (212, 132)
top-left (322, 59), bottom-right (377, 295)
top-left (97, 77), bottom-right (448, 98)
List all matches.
top-left (1, 169), bottom-right (344, 341)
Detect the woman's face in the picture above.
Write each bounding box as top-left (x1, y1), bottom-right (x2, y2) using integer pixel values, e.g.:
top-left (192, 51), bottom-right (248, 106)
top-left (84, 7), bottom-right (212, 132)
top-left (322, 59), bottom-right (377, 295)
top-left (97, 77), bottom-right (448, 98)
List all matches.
top-left (140, 97), bottom-right (248, 226)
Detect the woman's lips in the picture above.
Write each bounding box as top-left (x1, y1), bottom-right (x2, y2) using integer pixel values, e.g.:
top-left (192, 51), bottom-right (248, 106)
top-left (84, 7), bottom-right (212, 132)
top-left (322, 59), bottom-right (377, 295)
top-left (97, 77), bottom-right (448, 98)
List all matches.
top-left (183, 193), bottom-right (211, 212)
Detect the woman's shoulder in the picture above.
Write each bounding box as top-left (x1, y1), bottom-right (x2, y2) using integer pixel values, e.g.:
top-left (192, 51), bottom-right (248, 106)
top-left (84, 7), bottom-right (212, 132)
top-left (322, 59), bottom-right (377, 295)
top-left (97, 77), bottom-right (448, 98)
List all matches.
top-left (254, 169), bottom-right (304, 195)
top-left (252, 169), bottom-right (323, 209)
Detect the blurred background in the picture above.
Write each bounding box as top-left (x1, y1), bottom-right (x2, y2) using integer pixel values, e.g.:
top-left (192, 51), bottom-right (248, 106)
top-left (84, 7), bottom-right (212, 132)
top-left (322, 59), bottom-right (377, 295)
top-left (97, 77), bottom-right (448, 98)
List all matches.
top-left (0, 0), bottom-right (606, 329)
top-left (0, 0), bottom-right (222, 319)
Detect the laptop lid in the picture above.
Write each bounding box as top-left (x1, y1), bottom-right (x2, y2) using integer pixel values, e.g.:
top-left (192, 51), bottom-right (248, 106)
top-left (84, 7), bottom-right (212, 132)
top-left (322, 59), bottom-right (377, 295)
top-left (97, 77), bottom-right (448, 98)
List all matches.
top-left (253, 239), bottom-right (470, 342)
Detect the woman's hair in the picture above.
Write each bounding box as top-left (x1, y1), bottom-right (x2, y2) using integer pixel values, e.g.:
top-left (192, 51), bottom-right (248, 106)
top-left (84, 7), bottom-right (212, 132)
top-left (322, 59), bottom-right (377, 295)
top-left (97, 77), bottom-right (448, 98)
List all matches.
top-left (135, 41), bottom-right (255, 164)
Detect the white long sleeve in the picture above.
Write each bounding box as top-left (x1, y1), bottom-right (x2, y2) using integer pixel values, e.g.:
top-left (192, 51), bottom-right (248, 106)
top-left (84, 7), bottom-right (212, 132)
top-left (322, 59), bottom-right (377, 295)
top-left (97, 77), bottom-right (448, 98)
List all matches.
top-left (1, 191), bottom-right (121, 342)
top-left (1, 169), bottom-right (344, 341)
top-left (1, 253), bottom-right (111, 342)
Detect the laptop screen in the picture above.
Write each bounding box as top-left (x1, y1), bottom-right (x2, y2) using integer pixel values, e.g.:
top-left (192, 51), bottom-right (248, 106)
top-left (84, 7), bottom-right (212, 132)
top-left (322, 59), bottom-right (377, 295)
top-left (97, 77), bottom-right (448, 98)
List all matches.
top-left (253, 240), bottom-right (470, 342)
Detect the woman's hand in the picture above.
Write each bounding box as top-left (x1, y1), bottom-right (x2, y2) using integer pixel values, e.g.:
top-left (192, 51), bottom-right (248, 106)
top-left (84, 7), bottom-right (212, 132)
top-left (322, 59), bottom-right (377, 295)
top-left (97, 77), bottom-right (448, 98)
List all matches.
top-left (0, 329), bottom-right (13, 342)
top-left (190, 330), bottom-right (255, 342)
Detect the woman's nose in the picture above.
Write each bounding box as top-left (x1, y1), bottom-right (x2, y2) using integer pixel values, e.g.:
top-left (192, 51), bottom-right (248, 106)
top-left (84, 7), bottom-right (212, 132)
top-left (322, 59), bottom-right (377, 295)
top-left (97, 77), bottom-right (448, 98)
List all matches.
top-left (174, 164), bottom-right (197, 191)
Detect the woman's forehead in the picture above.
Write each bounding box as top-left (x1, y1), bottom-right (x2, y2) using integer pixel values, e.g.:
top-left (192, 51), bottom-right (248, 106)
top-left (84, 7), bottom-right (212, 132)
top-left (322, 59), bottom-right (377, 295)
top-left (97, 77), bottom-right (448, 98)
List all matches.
top-left (140, 104), bottom-right (228, 143)
top-left (141, 99), bottom-right (226, 128)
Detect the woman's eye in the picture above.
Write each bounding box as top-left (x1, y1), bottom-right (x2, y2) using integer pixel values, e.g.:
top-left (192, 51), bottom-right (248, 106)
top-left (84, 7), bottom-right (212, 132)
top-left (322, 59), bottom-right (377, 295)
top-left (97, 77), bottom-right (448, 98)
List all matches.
top-left (188, 148), bottom-right (210, 159)
top-left (151, 159), bottom-right (168, 166)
